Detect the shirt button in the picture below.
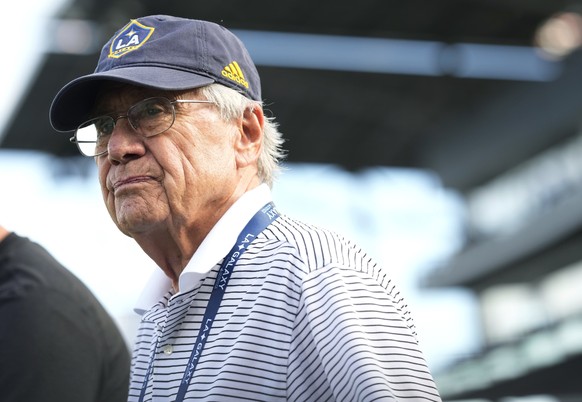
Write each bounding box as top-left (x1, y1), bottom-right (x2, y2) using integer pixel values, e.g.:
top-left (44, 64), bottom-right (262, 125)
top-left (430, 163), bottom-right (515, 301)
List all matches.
top-left (163, 344), bottom-right (173, 355)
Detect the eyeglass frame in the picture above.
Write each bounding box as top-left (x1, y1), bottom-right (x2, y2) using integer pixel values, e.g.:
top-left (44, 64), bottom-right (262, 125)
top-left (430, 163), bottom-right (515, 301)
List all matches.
top-left (69, 97), bottom-right (214, 157)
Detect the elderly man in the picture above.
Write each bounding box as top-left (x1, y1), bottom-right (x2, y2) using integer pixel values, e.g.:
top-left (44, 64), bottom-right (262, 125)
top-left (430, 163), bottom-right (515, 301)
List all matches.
top-left (49, 15), bottom-right (441, 402)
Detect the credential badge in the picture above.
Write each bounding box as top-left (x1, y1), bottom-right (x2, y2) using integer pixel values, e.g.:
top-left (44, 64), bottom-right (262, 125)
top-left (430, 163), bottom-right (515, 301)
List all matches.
top-left (108, 19), bottom-right (155, 59)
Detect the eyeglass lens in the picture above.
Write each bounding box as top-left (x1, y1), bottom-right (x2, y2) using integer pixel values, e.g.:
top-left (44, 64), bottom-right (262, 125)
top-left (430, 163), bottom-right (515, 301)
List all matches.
top-left (74, 98), bottom-right (177, 157)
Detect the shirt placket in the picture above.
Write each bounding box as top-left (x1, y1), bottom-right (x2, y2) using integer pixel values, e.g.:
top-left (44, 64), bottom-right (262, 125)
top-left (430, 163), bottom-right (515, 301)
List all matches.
top-left (149, 292), bottom-right (197, 401)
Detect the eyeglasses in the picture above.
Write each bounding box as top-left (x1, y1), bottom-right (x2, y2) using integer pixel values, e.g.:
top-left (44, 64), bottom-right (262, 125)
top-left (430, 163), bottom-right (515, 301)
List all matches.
top-left (70, 97), bottom-right (214, 157)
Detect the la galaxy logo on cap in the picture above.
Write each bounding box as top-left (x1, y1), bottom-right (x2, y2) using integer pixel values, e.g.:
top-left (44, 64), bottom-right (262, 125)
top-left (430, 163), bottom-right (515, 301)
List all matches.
top-left (109, 19), bottom-right (155, 59)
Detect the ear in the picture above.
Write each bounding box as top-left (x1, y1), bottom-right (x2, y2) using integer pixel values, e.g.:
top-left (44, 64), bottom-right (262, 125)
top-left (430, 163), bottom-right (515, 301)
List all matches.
top-left (235, 106), bottom-right (264, 168)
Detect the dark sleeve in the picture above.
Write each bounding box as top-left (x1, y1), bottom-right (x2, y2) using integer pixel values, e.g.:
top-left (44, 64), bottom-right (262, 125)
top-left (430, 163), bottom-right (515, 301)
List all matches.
top-left (0, 289), bottom-right (104, 402)
top-left (0, 233), bottom-right (130, 402)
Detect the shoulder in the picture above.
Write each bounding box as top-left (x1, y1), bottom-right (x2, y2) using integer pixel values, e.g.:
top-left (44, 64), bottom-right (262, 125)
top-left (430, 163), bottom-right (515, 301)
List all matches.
top-left (0, 233), bottom-right (52, 299)
top-left (263, 214), bottom-right (380, 275)
top-left (0, 233), bottom-right (89, 301)
top-left (0, 233), bottom-right (125, 343)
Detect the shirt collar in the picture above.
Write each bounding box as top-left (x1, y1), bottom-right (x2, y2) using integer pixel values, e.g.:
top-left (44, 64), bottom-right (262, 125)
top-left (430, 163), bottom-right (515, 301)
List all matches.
top-left (134, 184), bottom-right (272, 315)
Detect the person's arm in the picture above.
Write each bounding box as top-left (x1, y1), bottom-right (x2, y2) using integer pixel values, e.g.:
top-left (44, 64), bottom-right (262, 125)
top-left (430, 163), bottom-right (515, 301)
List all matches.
top-left (0, 289), bottom-right (103, 402)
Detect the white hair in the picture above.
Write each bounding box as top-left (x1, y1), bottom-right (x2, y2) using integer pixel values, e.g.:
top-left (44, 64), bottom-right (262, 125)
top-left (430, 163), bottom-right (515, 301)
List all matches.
top-left (200, 84), bottom-right (286, 187)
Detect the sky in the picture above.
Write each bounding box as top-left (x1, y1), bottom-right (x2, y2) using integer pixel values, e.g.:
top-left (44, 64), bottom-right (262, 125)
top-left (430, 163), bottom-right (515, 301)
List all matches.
top-left (0, 0), bottom-right (481, 372)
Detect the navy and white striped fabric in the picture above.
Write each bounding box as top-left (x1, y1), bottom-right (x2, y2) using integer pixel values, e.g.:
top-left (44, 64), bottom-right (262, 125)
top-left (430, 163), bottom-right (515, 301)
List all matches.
top-left (128, 198), bottom-right (441, 401)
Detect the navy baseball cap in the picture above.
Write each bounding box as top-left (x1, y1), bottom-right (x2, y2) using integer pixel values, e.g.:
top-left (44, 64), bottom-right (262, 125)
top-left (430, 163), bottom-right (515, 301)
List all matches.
top-left (50, 15), bottom-right (261, 132)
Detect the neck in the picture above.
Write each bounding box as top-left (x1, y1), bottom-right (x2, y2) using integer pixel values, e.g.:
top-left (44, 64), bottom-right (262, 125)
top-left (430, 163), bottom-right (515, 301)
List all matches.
top-left (0, 226), bottom-right (10, 242)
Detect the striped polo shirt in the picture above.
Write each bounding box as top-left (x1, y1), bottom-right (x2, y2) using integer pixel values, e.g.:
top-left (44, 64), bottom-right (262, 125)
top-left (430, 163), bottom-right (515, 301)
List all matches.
top-left (129, 184), bottom-right (442, 401)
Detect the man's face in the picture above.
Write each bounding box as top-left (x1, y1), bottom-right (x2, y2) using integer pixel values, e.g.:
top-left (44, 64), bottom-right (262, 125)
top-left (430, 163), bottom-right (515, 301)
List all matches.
top-left (93, 85), bottom-right (242, 238)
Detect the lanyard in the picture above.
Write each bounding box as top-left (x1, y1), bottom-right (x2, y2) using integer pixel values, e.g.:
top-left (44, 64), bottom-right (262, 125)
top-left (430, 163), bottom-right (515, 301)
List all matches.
top-left (138, 202), bottom-right (279, 402)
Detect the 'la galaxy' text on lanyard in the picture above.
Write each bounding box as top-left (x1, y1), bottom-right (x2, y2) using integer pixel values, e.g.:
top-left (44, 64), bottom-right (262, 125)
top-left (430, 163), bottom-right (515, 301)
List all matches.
top-left (138, 202), bottom-right (279, 402)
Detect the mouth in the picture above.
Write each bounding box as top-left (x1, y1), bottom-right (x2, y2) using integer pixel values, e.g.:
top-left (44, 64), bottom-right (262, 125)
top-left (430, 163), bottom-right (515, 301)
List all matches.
top-left (112, 176), bottom-right (154, 193)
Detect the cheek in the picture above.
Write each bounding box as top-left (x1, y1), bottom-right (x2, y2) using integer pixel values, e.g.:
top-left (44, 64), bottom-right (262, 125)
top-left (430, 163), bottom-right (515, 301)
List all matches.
top-left (97, 163), bottom-right (115, 211)
top-left (97, 162), bottom-right (108, 191)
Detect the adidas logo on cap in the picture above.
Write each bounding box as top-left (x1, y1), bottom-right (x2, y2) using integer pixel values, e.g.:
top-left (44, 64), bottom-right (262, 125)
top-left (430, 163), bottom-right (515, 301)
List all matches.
top-left (221, 61), bottom-right (249, 89)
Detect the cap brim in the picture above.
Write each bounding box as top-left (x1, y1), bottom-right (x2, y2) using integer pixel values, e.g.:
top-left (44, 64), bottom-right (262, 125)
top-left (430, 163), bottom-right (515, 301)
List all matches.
top-left (49, 66), bottom-right (215, 132)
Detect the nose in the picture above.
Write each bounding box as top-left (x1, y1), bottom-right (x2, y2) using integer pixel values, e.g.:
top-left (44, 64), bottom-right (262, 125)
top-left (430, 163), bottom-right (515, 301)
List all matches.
top-left (106, 118), bottom-right (146, 164)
